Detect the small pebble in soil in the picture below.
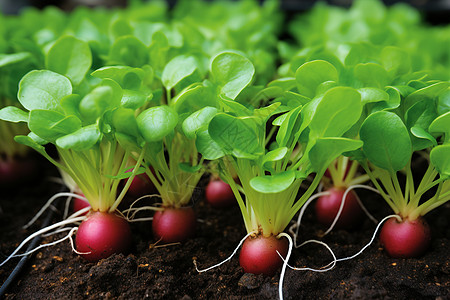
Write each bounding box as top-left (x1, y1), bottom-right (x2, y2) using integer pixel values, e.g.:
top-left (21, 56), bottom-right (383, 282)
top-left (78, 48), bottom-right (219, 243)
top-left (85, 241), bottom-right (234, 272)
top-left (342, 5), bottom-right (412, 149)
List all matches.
top-left (238, 273), bottom-right (265, 289)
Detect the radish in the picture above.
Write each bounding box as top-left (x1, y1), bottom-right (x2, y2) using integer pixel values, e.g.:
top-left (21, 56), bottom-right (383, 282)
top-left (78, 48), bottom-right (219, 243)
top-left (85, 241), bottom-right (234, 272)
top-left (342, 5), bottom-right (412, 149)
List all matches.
top-left (205, 178), bottom-right (235, 208)
top-left (72, 195), bottom-right (90, 215)
top-left (152, 207), bottom-right (197, 243)
top-left (379, 217), bottom-right (431, 258)
top-left (75, 211), bottom-right (132, 262)
top-left (125, 168), bottom-right (156, 198)
top-left (239, 235), bottom-right (289, 276)
top-left (315, 187), bottom-right (364, 229)
top-left (317, 156), bottom-right (370, 231)
top-left (127, 173), bottom-right (155, 197)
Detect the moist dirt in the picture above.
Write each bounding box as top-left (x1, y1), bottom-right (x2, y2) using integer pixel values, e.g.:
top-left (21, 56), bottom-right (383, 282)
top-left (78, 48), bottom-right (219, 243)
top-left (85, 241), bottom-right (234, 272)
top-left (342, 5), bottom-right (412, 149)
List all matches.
top-left (1, 167), bottom-right (449, 300)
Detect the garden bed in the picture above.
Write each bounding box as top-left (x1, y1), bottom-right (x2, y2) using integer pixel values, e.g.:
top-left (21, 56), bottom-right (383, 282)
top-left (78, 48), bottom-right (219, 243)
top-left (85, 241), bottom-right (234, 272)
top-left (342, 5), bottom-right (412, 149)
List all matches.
top-left (1, 168), bottom-right (449, 299)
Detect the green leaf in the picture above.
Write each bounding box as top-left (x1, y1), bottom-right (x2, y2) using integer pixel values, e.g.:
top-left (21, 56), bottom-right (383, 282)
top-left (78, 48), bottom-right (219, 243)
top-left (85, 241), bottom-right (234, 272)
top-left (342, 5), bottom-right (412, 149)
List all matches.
top-left (381, 46), bottom-right (411, 77)
top-left (354, 63), bottom-right (389, 88)
top-left (437, 88), bottom-right (450, 116)
top-left (173, 84), bottom-right (218, 114)
top-left (179, 162), bottom-right (202, 173)
top-left (410, 126), bottom-right (437, 150)
top-left (366, 86), bottom-right (400, 112)
top-left (429, 111), bottom-right (450, 142)
top-left (55, 124), bottom-right (101, 151)
top-left (109, 36), bottom-right (149, 67)
top-left (404, 82), bottom-right (450, 112)
top-left (360, 111), bottom-right (412, 172)
top-left (28, 110), bottom-right (82, 142)
top-left (162, 55), bottom-right (198, 91)
top-left (60, 94), bottom-right (82, 119)
top-left (110, 18), bottom-right (133, 40)
top-left (309, 138), bottom-right (364, 173)
top-left (209, 113), bottom-right (263, 159)
top-left (220, 97), bottom-right (251, 116)
top-left (18, 70), bottom-right (72, 112)
top-left (358, 88), bottom-right (389, 105)
top-left (182, 107), bottom-right (218, 139)
top-left (250, 170), bottom-right (296, 194)
top-left (121, 89), bottom-right (148, 110)
top-left (91, 66), bottom-right (147, 90)
top-left (430, 144), bottom-right (450, 177)
top-left (211, 51), bottom-right (255, 100)
top-left (28, 132), bottom-right (48, 145)
top-left (308, 87), bottom-right (362, 139)
top-left (14, 135), bottom-right (46, 155)
top-left (405, 99), bottom-right (438, 150)
top-left (137, 106), bottom-right (178, 142)
top-left (250, 86), bottom-right (284, 105)
top-left (115, 132), bottom-right (141, 153)
top-left (262, 147), bottom-right (288, 166)
top-left (112, 107), bottom-right (140, 138)
top-left (0, 52), bottom-right (32, 67)
top-left (105, 167), bottom-right (147, 180)
top-left (295, 60), bottom-right (338, 98)
top-left (46, 36), bottom-right (92, 86)
top-left (268, 77), bottom-right (296, 91)
top-left (275, 106), bottom-right (302, 148)
top-left (253, 102), bottom-right (281, 124)
top-left (79, 80), bottom-right (122, 123)
top-left (0, 106), bottom-right (29, 123)
top-left (195, 128), bottom-right (225, 160)
top-left (277, 91), bottom-right (310, 108)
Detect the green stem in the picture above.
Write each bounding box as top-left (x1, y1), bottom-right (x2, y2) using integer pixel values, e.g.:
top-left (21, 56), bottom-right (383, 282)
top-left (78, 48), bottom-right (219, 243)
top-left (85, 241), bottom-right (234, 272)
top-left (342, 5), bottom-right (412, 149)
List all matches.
top-left (223, 158), bottom-right (252, 233)
top-left (404, 161), bottom-right (415, 208)
top-left (363, 165), bottom-right (399, 214)
top-left (110, 148), bottom-right (144, 212)
top-left (289, 173), bottom-right (322, 221)
top-left (391, 170), bottom-right (407, 213)
top-left (411, 181), bottom-right (444, 219)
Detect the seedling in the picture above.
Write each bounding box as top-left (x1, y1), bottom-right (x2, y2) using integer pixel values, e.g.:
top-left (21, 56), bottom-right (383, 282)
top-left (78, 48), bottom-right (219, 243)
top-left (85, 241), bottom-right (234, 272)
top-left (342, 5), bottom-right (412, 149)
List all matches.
top-left (0, 36), bottom-right (147, 262)
top-left (112, 51), bottom-right (257, 243)
top-left (356, 106), bottom-right (450, 257)
top-left (190, 79), bottom-right (364, 275)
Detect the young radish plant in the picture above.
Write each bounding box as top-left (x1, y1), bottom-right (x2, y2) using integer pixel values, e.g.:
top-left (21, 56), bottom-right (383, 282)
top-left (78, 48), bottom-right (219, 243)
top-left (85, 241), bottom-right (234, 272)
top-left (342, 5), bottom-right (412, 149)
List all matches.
top-left (111, 51), bottom-right (257, 244)
top-left (0, 36), bottom-right (150, 262)
top-left (204, 159), bottom-right (238, 209)
top-left (189, 85), bottom-right (364, 276)
top-left (315, 156), bottom-right (370, 230)
top-left (343, 73), bottom-right (449, 258)
top-left (355, 107), bottom-right (450, 258)
top-left (274, 44), bottom-right (448, 236)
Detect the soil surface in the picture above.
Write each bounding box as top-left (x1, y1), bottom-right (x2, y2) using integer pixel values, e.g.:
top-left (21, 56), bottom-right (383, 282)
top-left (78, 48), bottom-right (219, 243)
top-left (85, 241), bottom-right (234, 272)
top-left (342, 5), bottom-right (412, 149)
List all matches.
top-left (1, 164), bottom-right (449, 300)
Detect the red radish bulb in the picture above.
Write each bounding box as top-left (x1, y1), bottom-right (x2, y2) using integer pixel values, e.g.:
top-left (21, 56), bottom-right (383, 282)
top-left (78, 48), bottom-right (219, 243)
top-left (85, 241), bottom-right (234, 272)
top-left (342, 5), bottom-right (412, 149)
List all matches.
top-left (72, 194), bottom-right (90, 215)
top-left (315, 187), bottom-right (364, 229)
top-left (379, 217), bottom-right (431, 258)
top-left (125, 168), bottom-right (156, 197)
top-left (152, 207), bottom-right (196, 243)
top-left (75, 211), bottom-right (132, 262)
top-left (205, 179), bottom-right (235, 208)
top-left (239, 235), bottom-right (289, 276)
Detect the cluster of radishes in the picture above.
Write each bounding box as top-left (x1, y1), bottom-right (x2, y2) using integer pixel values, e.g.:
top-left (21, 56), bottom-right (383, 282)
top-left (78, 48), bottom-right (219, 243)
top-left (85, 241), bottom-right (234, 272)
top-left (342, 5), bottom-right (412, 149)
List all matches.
top-left (1, 0), bottom-right (449, 285)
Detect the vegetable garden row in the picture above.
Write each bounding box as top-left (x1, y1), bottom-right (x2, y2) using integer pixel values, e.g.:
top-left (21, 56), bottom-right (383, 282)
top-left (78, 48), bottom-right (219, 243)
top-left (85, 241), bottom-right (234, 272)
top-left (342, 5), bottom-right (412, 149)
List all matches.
top-left (0, 0), bottom-right (449, 298)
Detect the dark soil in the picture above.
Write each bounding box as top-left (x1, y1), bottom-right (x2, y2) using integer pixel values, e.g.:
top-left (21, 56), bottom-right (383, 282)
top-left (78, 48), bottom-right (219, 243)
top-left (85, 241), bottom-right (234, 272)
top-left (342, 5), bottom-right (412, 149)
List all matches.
top-left (1, 166), bottom-right (449, 300)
